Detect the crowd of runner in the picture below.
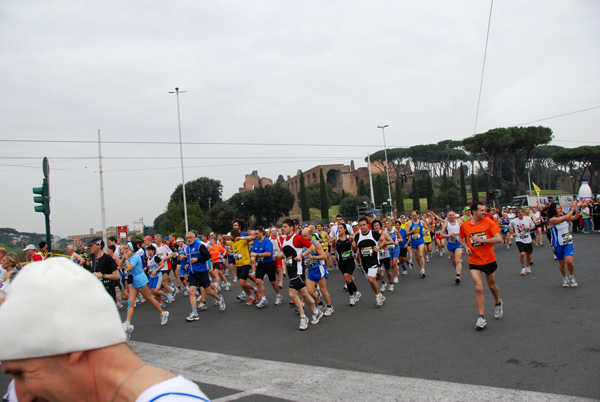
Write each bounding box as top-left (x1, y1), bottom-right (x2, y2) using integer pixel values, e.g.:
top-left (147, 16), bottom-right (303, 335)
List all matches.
top-left (0, 199), bottom-right (591, 336)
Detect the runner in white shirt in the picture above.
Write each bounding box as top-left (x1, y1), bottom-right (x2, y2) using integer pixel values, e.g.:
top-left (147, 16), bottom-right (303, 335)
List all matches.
top-left (508, 209), bottom-right (536, 275)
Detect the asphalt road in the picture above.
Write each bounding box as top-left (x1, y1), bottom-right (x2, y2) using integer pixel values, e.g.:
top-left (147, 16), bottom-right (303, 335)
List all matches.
top-left (2, 232), bottom-right (599, 401)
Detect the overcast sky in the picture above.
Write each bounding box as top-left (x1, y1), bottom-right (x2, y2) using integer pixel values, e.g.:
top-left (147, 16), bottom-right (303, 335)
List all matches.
top-left (1, 0), bottom-right (598, 238)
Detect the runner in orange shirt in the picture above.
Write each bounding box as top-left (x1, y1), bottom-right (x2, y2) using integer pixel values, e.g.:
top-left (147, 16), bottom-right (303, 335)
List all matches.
top-left (209, 237), bottom-right (231, 292)
top-left (458, 202), bottom-right (504, 330)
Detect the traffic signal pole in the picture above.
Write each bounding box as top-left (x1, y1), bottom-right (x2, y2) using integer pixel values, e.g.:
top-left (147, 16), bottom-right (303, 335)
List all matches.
top-left (33, 157), bottom-right (51, 253)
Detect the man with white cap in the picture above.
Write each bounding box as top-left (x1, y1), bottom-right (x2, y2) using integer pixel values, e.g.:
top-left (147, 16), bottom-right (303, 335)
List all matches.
top-left (23, 244), bottom-right (44, 262)
top-left (0, 257), bottom-right (210, 401)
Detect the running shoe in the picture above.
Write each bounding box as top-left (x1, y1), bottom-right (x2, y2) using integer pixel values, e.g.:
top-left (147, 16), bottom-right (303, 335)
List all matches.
top-left (420, 269), bottom-right (426, 278)
top-left (183, 289), bottom-right (189, 296)
top-left (343, 284), bottom-right (348, 291)
top-left (388, 284), bottom-right (394, 292)
top-left (275, 294), bottom-right (283, 305)
top-left (379, 283), bottom-right (386, 292)
top-left (224, 283), bottom-right (231, 291)
top-left (116, 302), bottom-right (123, 309)
top-left (246, 297), bottom-right (256, 306)
top-left (197, 301), bottom-right (207, 311)
top-left (279, 282), bottom-right (283, 289)
top-left (160, 311), bottom-right (169, 326)
top-left (494, 300), bottom-right (504, 319)
top-left (254, 289), bottom-right (261, 300)
top-left (214, 283), bottom-right (221, 292)
top-left (376, 294), bottom-right (385, 307)
top-left (213, 299), bottom-right (220, 307)
top-left (393, 276), bottom-right (399, 284)
top-left (160, 302), bottom-right (167, 308)
top-left (324, 306), bottom-right (334, 316)
top-left (408, 261), bottom-right (414, 268)
top-left (439, 252), bottom-right (443, 257)
top-left (236, 292), bottom-right (246, 302)
top-left (289, 300), bottom-right (295, 305)
top-left (530, 260), bottom-right (534, 265)
top-left (349, 295), bottom-right (356, 306)
top-left (402, 270), bottom-right (408, 276)
top-left (123, 321), bottom-right (134, 340)
top-left (526, 267), bottom-right (532, 274)
top-left (218, 296), bottom-right (226, 311)
top-left (317, 303), bottom-right (325, 311)
top-left (354, 291), bottom-right (362, 302)
top-left (311, 309), bottom-right (323, 324)
top-left (553, 254), bottom-right (557, 260)
top-left (569, 277), bottom-right (578, 287)
top-left (562, 277), bottom-right (570, 287)
top-left (233, 277), bottom-right (238, 283)
top-left (455, 276), bottom-right (461, 285)
top-left (520, 268), bottom-right (527, 276)
top-left (256, 298), bottom-right (268, 309)
top-left (166, 294), bottom-right (175, 303)
top-left (475, 317), bottom-right (487, 330)
top-left (426, 256), bottom-right (430, 263)
top-left (299, 316), bottom-right (308, 330)
top-left (186, 313), bottom-right (199, 322)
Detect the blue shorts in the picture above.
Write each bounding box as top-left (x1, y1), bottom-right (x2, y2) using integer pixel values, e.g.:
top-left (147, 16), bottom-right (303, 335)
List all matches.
top-left (306, 265), bottom-right (327, 282)
top-left (179, 265), bottom-right (188, 276)
top-left (389, 246), bottom-right (400, 260)
top-left (131, 273), bottom-right (149, 290)
top-left (411, 239), bottom-right (424, 249)
top-left (447, 242), bottom-right (462, 253)
top-left (148, 272), bottom-right (163, 290)
top-left (553, 244), bottom-right (574, 261)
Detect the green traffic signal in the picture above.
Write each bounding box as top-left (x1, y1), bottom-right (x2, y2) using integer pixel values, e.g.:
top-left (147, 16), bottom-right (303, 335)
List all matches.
top-left (33, 179), bottom-right (49, 214)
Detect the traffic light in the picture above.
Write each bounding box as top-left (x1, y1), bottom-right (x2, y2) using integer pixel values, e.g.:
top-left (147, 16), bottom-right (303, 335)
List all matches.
top-left (33, 178), bottom-right (50, 214)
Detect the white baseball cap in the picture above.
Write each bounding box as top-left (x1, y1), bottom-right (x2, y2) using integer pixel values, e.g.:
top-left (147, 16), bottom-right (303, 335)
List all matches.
top-left (0, 257), bottom-right (126, 360)
top-left (23, 244), bottom-right (36, 251)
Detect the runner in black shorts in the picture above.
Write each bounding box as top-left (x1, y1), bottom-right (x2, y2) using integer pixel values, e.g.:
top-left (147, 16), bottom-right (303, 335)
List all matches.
top-left (332, 223), bottom-right (361, 306)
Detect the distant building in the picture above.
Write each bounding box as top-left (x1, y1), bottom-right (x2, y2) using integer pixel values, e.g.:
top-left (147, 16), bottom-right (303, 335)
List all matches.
top-left (239, 161), bottom-right (387, 198)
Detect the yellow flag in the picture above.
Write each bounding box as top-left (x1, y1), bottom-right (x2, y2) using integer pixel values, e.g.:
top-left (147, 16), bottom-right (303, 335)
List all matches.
top-left (532, 182), bottom-right (541, 196)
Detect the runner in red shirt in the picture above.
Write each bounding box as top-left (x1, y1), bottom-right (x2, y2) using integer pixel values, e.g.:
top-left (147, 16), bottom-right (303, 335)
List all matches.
top-left (458, 202), bottom-right (504, 330)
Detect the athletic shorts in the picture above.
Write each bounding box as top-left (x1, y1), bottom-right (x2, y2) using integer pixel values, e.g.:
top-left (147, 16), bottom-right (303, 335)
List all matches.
top-left (447, 242), bottom-right (462, 253)
top-left (469, 261), bottom-right (498, 275)
top-left (189, 271), bottom-right (212, 288)
top-left (390, 246), bottom-right (400, 260)
top-left (117, 274), bottom-right (127, 290)
top-left (338, 258), bottom-right (355, 276)
top-left (380, 257), bottom-right (391, 271)
top-left (516, 242), bottom-right (533, 254)
top-left (553, 244), bottom-right (574, 261)
top-left (411, 240), bottom-right (424, 249)
top-left (289, 273), bottom-right (306, 290)
top-left (365, 264), bottom-right (379, 278)
top-left (255, 261), bottom-right (277, 282)
top-left (306, 265), bottom-right (327, 282)
top-left (179, 265), bottom-right (188, 276)
top-left (236, 265), bottom-right (251, 281)
top-left (212, 262), bottom-right (223, 270)
top-left (399, 248), bottom-right (408, 258)
top-left (227, 254), bottom-right (235, 264)
top-left (148, 272), bottom-right (163, 290)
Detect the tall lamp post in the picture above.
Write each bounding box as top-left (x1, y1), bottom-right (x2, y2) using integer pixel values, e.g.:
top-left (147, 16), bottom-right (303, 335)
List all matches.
top-left (169, 87), bottom-right (189, 233)
top-left (377, 125), bottom-right (393, 213)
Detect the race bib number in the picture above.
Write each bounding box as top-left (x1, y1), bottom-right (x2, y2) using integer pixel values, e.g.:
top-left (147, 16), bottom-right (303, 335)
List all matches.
top-left (449, 235), bottom-right (458, 243)
top-left (361, 248), bottom-right (373, 257)
top-left (386, 244), bottom-right (395, 250)
top-left (233, 252), bottom-right (242, 261)
top-left (470, 231), bottom-right (487, 247)
top-left (340, 250), bottom-right (353, 260)
top-left (435, 231), bottom-right (441, 235)
top-left (519, 232), bottom-right (529, 239)
top-left (256, 256), bottom-right (264, 263)
top-left (411, 234), bottom-right (421, 240)
top-left (285, 256), bottom-right (294, 266)
top-left (561, 233), bottom-right (573, 245)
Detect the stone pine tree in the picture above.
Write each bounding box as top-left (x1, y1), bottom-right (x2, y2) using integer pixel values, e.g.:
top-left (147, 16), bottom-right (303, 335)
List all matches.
top-left (319, 168), bottom-right (330, 222)
top-left (298, 172), bottom-right (310, 221)
top-left (395, 181), bottom-right (405, 215)
top-left (358, 180), bottom-right (369, 197)
top-left (412, 177), bottom-right (420, 211)
top-left (425, 174), bottom-right (434, 210)
top-left (471, 171), bottom-right (479, 203)
top-left (460, 163), bottom-right (468, 206)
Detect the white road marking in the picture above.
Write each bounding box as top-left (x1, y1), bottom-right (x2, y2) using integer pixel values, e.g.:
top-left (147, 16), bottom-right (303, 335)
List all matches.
top-left (130, 341), bottom-right (596, 402)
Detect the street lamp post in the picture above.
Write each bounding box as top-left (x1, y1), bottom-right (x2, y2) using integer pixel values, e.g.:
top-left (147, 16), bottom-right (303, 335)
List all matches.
top-left (169, 87), bottom-right (189, 233)
top-left (377, 125), bottom-right (393, 213)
